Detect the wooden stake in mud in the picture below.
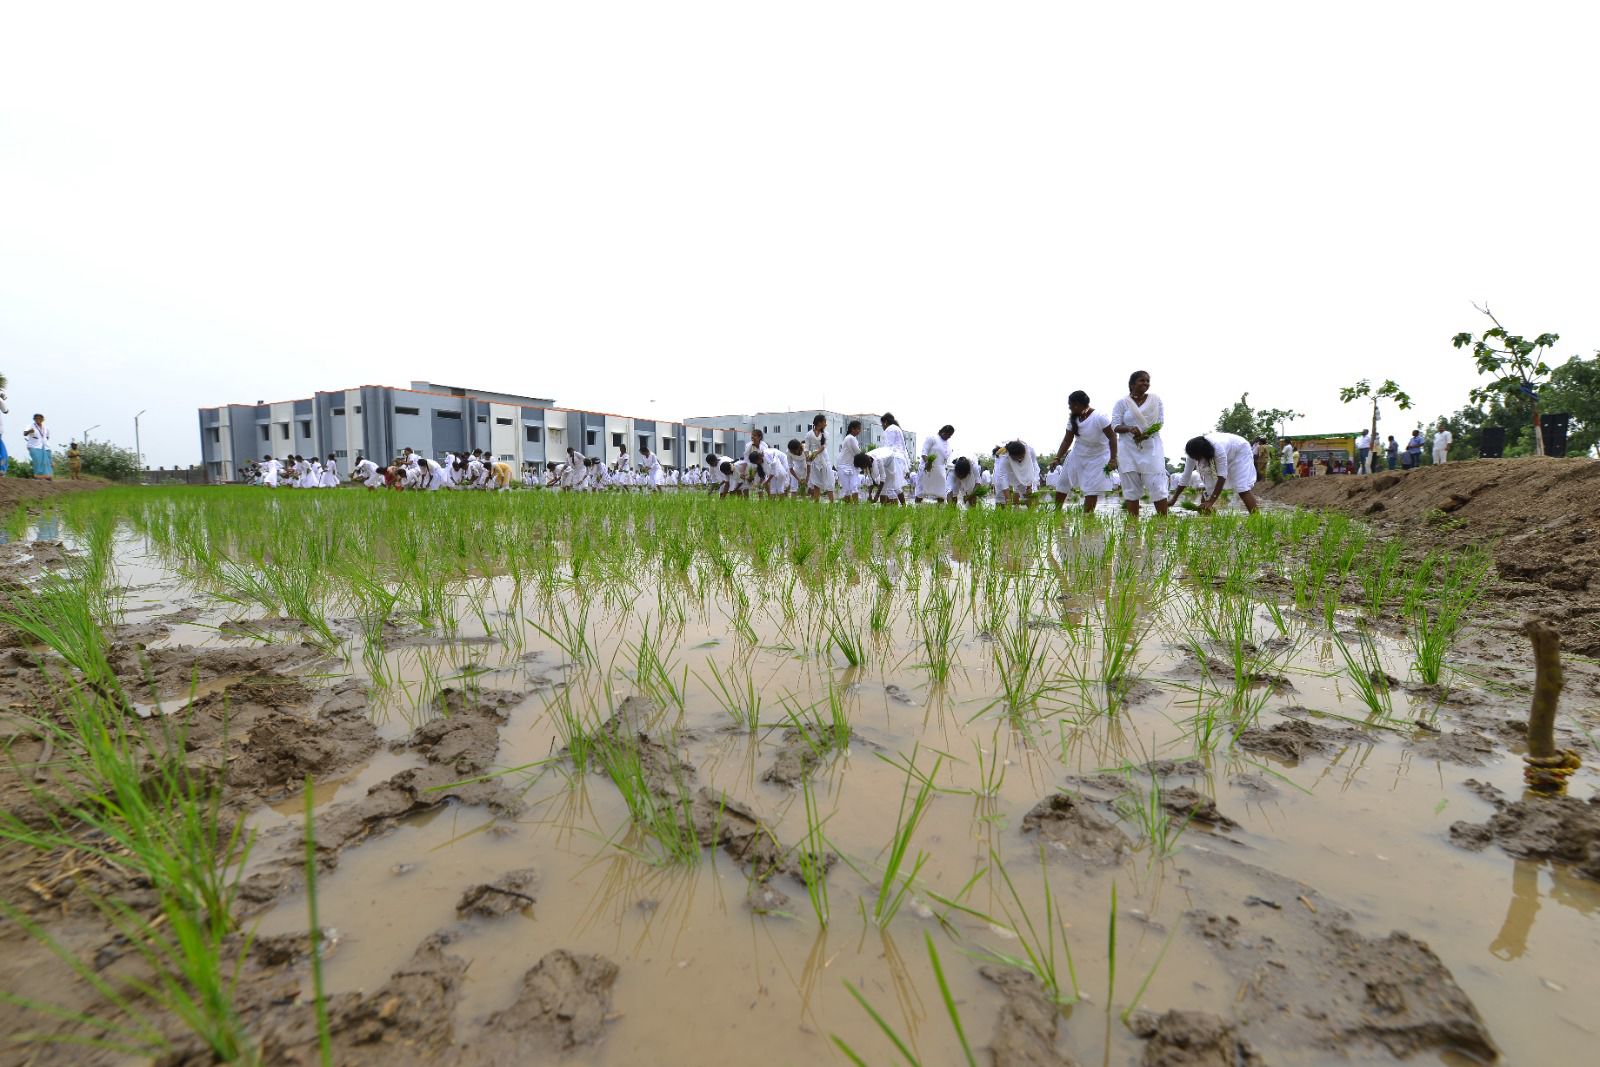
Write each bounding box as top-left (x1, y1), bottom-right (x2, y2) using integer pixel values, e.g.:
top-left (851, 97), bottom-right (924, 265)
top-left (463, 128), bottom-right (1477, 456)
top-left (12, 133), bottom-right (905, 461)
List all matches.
top-left (1521, 619), bottom-right (1581, 792)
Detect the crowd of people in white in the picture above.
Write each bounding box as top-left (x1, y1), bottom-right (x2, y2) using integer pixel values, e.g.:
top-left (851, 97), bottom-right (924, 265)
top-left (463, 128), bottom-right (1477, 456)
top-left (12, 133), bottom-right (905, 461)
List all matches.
top-left (241, 371), bottom-right (1266, 514)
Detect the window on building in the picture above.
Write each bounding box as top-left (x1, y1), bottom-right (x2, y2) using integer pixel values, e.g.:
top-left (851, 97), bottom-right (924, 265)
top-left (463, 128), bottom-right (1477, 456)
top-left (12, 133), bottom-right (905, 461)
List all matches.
top-left (499, 453), bottom-right (513, 462)
top-left (354, 405), bottom-right (362, 414)
top-left (299, 420), bottom-right (311, 437)
top-left (525, 426), bottom-right (542, 443)
top-left (332, 407), bottom-right (345, 416)
top-left (496, 417), bottom-right (512, 426)
top-left (208, 428), bottom-right (220, 443)
top-left (279, 424), bottom-right (290, 439)
top-left (662, 437), bottom-right (672, 450)
top-left (395, 406), bottom-right (420, 416)
top-left (435, 411), bottom-right (461, 420)
top-left (477, 416), bottom-right (487, 423)
top-left (586, 430), bottom-right (597, 446)
top-left (260, 425), bottom-right (270, 441)
top-left (688, 440), bottom-right (697, 453)
top-left (796, 425), bottom-right (802, 433)
top-left (612, 432), bottom-right (623, 447)
top-left (336, 449), bottom-right (348, 458)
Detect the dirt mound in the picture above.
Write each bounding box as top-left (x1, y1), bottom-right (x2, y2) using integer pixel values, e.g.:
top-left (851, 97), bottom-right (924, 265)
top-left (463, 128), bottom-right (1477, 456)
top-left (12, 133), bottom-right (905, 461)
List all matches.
top-left (1128, 1010), bottom-right (1261, 1067)
top-left (1021, 792), bottom-right (1128, 864)
top-left (1449, 779), bottom-right (1600, 882)
top-left (980, 964), bottom-right (1075, 1067)
top-left (1234, 716), bottom-right (1372, 765)
top-left (0, 477), bottom-right (109, 504)
top-left (1263, 457), bottom-right (1600, 652)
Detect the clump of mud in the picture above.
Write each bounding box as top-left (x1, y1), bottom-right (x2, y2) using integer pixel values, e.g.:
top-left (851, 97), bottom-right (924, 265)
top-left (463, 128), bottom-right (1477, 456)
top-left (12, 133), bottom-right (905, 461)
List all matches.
top-left (1449, 779), bottom-right (1600, 882)
top-left (980, 964), bottom-right (1075, 1067)
top-left (1127, 1009), bottom-right (1261, 1067)
top-left (1021, 792), bottom-right (1127, 864)
top-left (456, 868), bottom-right (539, 919)
top-left (1234, 714), bottom-right (1370, 764)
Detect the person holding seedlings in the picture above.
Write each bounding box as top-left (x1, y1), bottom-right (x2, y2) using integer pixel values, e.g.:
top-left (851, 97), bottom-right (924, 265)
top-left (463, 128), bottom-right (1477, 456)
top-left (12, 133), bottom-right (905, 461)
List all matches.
top-left (852, 446), bottom-right (907, 505)
top-left (1170, 432), bottom-right (1260, 514)
top-left (1051, 391), bottom-right (1118, 513)
top-left (919, 425), bottom-right (955, 503)
top-left (351, 454), bottom-right (382, 489)
top-left (995, 440), bottom-right (1040, 506)
top-left (805, 414), bottom-right (835, 500)
top-left (948, 455), bottom-right (980, 507)
top-left (1110, 370), bottom-right (1168, 517)
top-left (750, 444), bottom-right (792, 496)
top-left (786, 439), bottom-right (808, 496)
top-left (22, 414), bottom-right (52, 479)
top-left (637, 444), bottom-right (662, 490)
top-left (837, 419), bottom-right (864, 502)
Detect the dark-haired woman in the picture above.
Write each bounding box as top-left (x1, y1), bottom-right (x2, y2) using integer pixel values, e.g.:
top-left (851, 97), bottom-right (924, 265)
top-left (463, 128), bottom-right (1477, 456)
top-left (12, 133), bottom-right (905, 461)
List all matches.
top-left (995, 440), bottom-right (1039, 507)
top-left (805, 414), bottom-right (835, 501)
top-left (837, 419), bottom-right (864, 502)
top-left (1111, 370), bottom-right (1169, 517)
top-left (919, 425), bottom-right (955, 503)
top-left (1169, 432), bottom-right (1260, 514)
top-left (949, 455), bottom-right (980, 507)
top-left (1051, 391), bottom-right (1118, 513)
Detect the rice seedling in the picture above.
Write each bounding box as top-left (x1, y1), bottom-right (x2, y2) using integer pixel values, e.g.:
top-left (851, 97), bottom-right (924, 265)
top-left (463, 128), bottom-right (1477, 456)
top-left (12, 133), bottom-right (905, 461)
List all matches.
top-left (833, 931), bottom-right (976, 1067)
top-left (870, 748), bottom-right (941, 927)
top-left (698, 656), bottom-right (764, 731)
top-left (985, 846), bottom-right (1079, 1005)
top-left (796, 775), bottom-right (832, 925)
top-left (593, 728), bottom-right (703, 865)
top-left (1335, 631), bottom-right (1393, 719)
top-left (1112, 770), bottom-right (1192, 858)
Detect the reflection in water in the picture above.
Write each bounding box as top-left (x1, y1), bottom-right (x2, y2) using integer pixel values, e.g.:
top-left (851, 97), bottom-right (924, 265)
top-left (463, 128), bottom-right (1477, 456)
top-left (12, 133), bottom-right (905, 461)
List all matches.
top-left (1490, 859), bottom-right (1541, 960)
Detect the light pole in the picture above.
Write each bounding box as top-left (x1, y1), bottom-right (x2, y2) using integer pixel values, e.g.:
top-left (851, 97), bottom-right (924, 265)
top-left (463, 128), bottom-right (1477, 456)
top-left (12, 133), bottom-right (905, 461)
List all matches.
top-left (81, 424), bottom-right (100, 446)
top-left (134, 410), bottom-right (146, 483)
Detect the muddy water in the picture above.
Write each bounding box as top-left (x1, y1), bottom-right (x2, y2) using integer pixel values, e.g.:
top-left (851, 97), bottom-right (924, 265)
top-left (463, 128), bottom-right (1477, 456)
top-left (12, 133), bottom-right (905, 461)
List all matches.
top-left (95, 522), bottom-right (1600, 1064)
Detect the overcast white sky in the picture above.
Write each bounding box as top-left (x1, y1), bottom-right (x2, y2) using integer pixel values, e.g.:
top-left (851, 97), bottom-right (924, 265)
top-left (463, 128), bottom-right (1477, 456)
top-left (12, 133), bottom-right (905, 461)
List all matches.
top-left (3, 1), bottom-right (1597, 466)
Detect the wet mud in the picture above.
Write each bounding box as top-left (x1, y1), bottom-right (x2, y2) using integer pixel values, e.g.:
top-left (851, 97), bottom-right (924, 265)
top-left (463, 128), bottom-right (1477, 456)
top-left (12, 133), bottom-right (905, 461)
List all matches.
top-left (1450, 780), bottom-right (1600, 882)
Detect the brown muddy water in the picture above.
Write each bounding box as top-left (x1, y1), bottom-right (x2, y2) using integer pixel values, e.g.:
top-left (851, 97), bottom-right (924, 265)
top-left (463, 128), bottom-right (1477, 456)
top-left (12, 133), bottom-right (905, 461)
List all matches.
top-left (10, 512), bottom-right (1600, 1066)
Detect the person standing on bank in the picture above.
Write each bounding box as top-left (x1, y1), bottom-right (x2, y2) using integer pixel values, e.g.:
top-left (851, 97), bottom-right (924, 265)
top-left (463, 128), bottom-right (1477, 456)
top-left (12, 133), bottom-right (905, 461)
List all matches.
top-left (1432, 420), bottom-right (1453, 465)
top-left (1169, 432), bottom-right (1261, 514)
top-left (23, 414), bottom-right (52, 480)
top-left (1385, 435), bottom-right (1399, 471)
top-left (1110, 370), bottom-right (1169, 517)
top-left (68, 441), bottom-right (82, 479)
top-left (0, 388), bottom-right (9, 476)
top-left (1405, 428), bottom-right (1424, 469)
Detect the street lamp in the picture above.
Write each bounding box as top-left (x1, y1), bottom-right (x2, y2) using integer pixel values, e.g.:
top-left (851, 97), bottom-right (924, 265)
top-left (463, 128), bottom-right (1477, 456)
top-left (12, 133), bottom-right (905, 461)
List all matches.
top-left (81, 424), bottom-right (100, 446)
top-left (134, 410), bottom-right (147, 483)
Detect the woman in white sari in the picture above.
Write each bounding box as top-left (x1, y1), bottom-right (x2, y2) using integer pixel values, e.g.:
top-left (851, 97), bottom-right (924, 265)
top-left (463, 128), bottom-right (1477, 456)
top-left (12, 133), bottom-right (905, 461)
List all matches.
top-left (1110, 369), bottom-right (1169, 518)
top-left (918, 425), bottom-right (954, 503)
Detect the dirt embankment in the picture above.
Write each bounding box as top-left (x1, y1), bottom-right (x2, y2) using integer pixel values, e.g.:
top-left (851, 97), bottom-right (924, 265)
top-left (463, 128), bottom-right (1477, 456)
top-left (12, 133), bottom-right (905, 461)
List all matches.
top-left (1263, 457), bottom-right (1600, 653)
top-left (0, 476), bottom-right (111, 504)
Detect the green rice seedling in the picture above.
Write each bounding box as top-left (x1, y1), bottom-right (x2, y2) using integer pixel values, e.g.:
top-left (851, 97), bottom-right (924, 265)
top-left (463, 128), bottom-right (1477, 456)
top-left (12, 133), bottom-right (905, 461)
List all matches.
top-left (0, 684), bottom-right (257, 1060)
top-left (0, 573), bottom-right (124, 702)
top-left (971, 723), bottom-right (1008, 799)
top-left (1097, 563), bottom-right (1144, 710)
top-left (985, 846), bottom-right (1079, 1005)
top-left (1360, 540), bottom-right (1405, 617)
top-left (871, 748), bottom-right (942, 927)
top-left (698, 656), bottom-right (764, 731)
top-left (833, 932), bottom-right (977, 1067)
top-left (1107, 881), bottom-right (1118, 1008)
top-left (1335, 631), bottom-right (1393, 719)
top-left (797, 775), bottom-right (832, 925)
top-left (629, 621), bottom-right (687, 715)
top-left (1407, 549), bottom-right (1488, 686)
top-left (593, 728), bottom-right (702, 865)
top-left (1112, 771), bottom-right (1191, 858)
top-left (916, 578), bottom-right (958, 684)
top-left (528, 598), bottom-right (598, 671)
top-left (826, 614), bottom-right (867, 668)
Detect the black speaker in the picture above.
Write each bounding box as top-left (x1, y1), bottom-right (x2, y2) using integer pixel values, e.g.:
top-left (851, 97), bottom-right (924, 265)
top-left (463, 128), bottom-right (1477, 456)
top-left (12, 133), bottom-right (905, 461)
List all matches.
top-left (1542, 413), bottom-right (1570, 458)
top-left (1480, 426), bottom-right (1506, 459)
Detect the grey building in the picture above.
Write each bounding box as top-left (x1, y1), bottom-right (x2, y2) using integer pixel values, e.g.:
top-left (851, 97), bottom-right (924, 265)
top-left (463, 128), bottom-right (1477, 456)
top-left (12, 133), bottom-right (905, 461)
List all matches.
top-left (198, 381), bottom-right (745, 483)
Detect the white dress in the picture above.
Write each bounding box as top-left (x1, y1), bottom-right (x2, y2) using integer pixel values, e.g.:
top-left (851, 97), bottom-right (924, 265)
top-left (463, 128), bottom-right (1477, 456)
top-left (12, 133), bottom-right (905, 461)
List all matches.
top-left (837, 434), bottom-right (862, 495)
top-left (918, 435), bottom-right (950, 499)
top-left (1063, 411), bottom-right (1117, 495)
top-left (320, 460), bottom-right (340, 488)
top-left (866, 446), bottom-right (907, 498)
top-left (950, 459), bottom-right (978, 499)
top-left (761, 446), bottom-right (793, 493)
top-left (996, 443), bottom-right (1039, 495)
top-left (1110, 393), bottom-right (1167, 501)
top-left (1179, 431), bottom-right (1257, 497)
top-left (805, 430), bottom-right (835, 492)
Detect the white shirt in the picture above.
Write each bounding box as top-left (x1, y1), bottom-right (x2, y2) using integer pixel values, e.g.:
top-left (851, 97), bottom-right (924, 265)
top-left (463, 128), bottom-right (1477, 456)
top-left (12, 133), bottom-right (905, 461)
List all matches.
top-left (23, 422), bottom-right (49, 449)
top-left (1179, 432), bottom-right (1252, 488)
top-left (996, 443), bottom-right (1038, 490)
top-left (1355, 432), bottom-right (1370, 450)
top-left (1433, 430), bottom-right (1453, 449)
top-left (921, 434), bottom-right (951, 469)
top-left (1068, 411), bottom-right (1112, 458)
top-left (838, 433), bottom-right (861, 468)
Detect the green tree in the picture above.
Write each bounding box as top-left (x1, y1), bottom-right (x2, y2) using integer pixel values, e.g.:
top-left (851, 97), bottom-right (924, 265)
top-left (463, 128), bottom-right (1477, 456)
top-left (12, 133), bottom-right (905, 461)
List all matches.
top-left (1215, 393), bottom-right (1302, 441)
top-left (1451, 303), bottom-right (1560, 457)
top-left (56, 440), bottom-right (140, 481)
top-left (1337, 379), bottom-right (1413, 458)
top-left (1542, 352), bottom-right (1600, 457)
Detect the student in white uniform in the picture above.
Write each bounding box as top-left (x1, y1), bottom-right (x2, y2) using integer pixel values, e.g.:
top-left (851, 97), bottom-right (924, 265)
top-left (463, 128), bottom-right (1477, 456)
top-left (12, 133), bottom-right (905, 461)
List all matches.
top-left (751, 446), bottom-right (791, 496)
top-left (638, 445), bottom-right (662, 490)
top-left (879, 413), bottom-right (906, 455)
top-left (1170, 432), bottom-right (1261, 514)
top-left (804, 414), bottom-right (835, 501)
top-left (918, 426), bottom-right (954, 503)
top-left (1432, 421), bottom-right (1453, 464)
top-left (320, 455), bottom-right (341, 488)
top-left (1051, 391), bottom-right (1118, 513)
top-left (996, 440), bottom-right (1040, 507)
top-left (786, 440), bottom-right (808, 496)
top-left (260, 455), bottom-right (283, 488)
top-left (948, 455), bottom-right (979, 507)
top-left (1110, 369), bottom-right (1170, 518)
top-left (853, 446), bottom-right (908, 505)
top-left (347, 455), bottom-right (377, 490)
top-left (837, 419), bottom-right (864, 502)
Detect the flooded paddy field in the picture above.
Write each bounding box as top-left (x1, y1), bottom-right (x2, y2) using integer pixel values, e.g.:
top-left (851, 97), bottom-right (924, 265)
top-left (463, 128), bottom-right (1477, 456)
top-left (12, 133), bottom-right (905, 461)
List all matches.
top-left (2, 487), bottom-right (1598, 1066)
